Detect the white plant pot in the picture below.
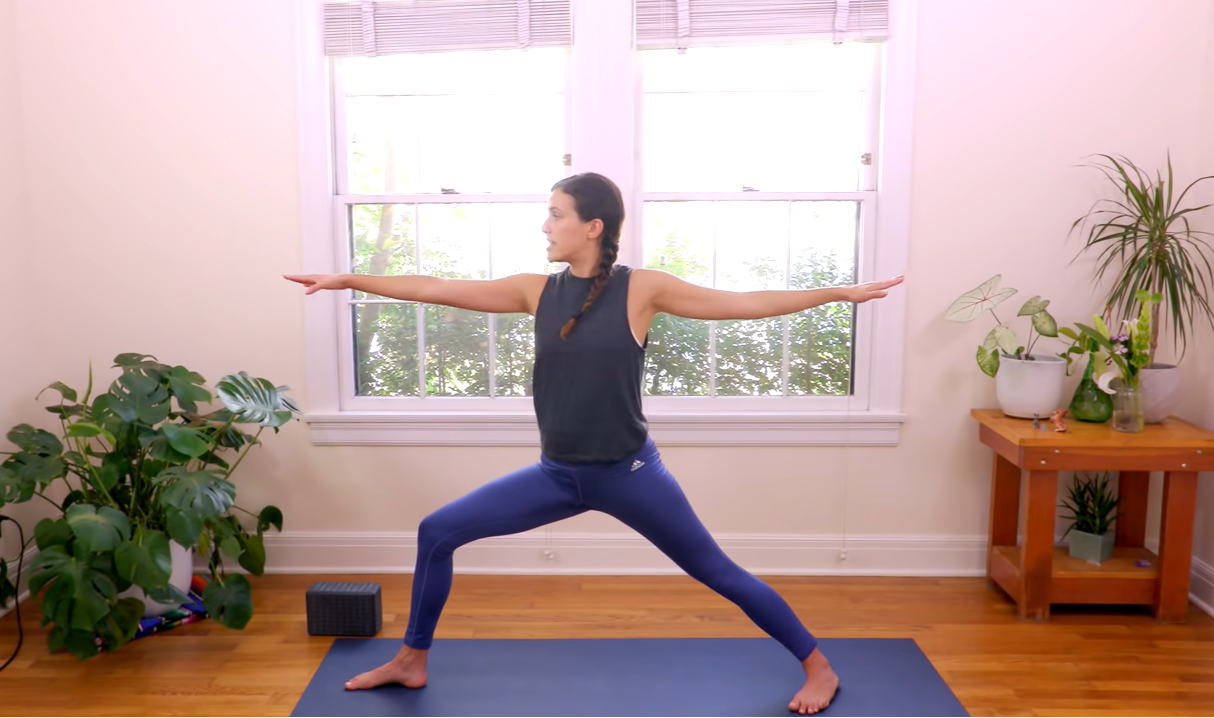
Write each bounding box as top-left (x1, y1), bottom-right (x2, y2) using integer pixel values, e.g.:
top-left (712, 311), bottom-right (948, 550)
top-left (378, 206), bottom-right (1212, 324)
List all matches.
top-left (995, 354), bottom-right (1067, 419)
top-left (1139, 363), bottom-right (1182, 424)
top-left (118, 540), bottom-right (195, 617)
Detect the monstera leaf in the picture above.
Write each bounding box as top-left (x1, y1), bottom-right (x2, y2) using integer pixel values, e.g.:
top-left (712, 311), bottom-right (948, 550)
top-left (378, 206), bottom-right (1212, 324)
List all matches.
top-left (0, 464), bottom-right (28, 506)
top-left (155, 467), bottom-right (235, 517)
top-left (108, 371), bottom-right (171, 426)
top-left (216, 373), bottom-right (299, 428)
top-left (945, 275), bottom-right (1018, 322)
top-left (30, 545), bottom-right (117, 637)
top-left (65, 504), bottom-right (130, 553)
top-left (203, 574), bottom-right (254, 629)
top-left (115, 529), bottom-right (172, 591)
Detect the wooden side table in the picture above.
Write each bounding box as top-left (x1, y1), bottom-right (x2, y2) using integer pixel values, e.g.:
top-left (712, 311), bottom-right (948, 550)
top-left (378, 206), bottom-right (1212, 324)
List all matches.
top-left (972, 408), bottom-right (1214, 622)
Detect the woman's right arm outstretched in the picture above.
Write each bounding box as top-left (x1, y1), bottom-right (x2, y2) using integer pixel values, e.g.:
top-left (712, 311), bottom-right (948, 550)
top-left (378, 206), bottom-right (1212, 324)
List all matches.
top-left (283, 272), bottom-right (548, 315)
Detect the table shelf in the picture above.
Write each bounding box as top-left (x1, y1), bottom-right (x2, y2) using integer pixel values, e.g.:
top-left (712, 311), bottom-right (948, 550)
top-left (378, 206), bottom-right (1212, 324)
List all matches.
top-left (972, 408), bottom-right (1209, 622)
top-left (990, 546), bottom-right (1158, 606)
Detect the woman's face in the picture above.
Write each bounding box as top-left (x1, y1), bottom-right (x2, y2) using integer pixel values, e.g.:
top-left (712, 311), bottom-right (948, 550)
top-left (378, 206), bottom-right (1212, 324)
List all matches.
top-left (542, 189), bottom-right (601, 264)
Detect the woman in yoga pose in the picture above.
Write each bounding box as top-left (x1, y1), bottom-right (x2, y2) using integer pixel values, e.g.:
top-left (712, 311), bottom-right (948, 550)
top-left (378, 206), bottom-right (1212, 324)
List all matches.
top-left (284, 172), bottom-right (903, 715)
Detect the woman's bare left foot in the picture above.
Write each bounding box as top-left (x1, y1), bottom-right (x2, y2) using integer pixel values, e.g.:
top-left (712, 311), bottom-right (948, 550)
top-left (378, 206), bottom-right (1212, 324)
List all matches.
top-left (788, 648), bottom-right (839, 715)
top-left (344, 645), bottom-right (429, 690)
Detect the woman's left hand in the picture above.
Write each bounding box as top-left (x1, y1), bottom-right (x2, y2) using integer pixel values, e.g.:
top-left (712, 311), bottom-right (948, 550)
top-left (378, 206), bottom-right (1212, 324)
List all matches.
top-left (842, 275), bottom-right (904, 303)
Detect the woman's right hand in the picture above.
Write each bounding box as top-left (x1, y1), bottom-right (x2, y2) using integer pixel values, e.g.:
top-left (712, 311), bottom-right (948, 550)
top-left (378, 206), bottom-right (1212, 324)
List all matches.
top-left (283, 273), bottom-right (350, 295)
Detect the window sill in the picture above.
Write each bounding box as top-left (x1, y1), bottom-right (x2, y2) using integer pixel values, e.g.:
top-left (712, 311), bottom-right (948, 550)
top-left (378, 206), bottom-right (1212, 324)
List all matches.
top-left (302, 411), bottom-right (907, 447)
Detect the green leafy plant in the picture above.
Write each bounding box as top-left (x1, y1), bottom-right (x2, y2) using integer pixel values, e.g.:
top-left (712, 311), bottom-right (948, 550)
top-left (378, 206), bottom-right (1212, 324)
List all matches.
top-left (945, 274), bottom-right (1060, 377)
top-left (0, 353), bottom-right (300, 660)
top-left (1061, 289), bottom-right (1160, 393)
top-left (1060, 472), bottom-right (1122, 537)
top-left (1070, 153), bottom-right (1214, 359)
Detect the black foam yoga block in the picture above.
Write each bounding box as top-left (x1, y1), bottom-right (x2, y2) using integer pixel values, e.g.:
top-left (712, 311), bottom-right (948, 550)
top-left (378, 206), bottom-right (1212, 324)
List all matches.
top-left (306, 582), bottom-right (383, 637)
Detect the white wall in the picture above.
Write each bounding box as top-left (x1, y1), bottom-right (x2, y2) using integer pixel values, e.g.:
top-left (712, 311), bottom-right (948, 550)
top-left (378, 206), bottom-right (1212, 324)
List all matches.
top-left (1188, 0), bottom-right (1214, 596)
top-left (7, 0), bottom-right (1214, 576)
top-left (0, 0), bottom-right (40, 587)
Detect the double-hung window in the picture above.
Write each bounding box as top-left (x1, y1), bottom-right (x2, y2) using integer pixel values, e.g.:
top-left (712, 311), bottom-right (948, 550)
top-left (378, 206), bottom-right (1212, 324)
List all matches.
top-left (298, 0), bottom-right (913, 446)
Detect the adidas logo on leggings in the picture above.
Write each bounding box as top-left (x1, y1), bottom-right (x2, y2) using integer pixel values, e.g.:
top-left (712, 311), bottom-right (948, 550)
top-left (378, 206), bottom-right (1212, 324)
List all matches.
top-left (631, 460), bottom-right (645, 472)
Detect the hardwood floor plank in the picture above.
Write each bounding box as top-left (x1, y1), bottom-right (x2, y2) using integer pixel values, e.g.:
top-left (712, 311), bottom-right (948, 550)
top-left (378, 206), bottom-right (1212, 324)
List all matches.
top-left (2, 574), bottom-right (1214, 716)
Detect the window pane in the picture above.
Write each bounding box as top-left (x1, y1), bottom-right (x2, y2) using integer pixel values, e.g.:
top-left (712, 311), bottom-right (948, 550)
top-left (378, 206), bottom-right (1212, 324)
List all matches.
top-left (490, 203), bottom-right (562, 278)
top-left (641, 44), bottom-right (872, 192)
top-left (419, 205), bottom-right (490, 396)
top-left (350, 204), bottom-right (417, 299)
top-left (419, 204), bottom-right (489, 279)
top-left (354, 303), bottom-right (419, 397)
top-left (641, 200), bottom-right (859, 398)
top-left (642, 202), bottom-right (713, 396)
top-left (425, 306), bottom-right (489, 396)
top-left (788, 202), bottom-right (858, 396)
top-left (489, 203), bottom-right (560, 396)
top-left (343, 49), bottom-right (566, 194)
top-left (495, 313), bottom-right (535, 396)
top-left (714, 202), bottom-right (787, 396)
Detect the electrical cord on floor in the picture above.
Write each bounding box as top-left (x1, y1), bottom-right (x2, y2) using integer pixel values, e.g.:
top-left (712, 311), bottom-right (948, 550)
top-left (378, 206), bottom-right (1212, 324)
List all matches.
top-left (0, 514), bottom-right (25, 673)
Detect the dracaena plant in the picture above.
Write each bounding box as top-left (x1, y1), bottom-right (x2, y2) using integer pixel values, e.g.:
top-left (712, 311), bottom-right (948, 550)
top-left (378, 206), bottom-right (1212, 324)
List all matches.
top-left (0, 353), bottom-right (300, 660)
top-left (945, 274), bottom-right (1060, 377)
top-left (1070, 153), bottom-right (1214, 360)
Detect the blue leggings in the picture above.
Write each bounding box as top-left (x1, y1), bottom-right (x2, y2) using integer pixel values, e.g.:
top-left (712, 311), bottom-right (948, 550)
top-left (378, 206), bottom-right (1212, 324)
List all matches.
top-left (403, 438), bottom-right (818, 662)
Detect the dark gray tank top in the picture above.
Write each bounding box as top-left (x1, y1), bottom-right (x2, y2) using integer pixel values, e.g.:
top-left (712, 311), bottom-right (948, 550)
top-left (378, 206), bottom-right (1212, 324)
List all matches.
top-left (532, 265), bottom-right (648, 463)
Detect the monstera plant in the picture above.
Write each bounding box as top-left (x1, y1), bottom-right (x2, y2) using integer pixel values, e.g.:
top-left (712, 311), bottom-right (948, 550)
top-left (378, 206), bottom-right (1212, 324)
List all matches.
top-left (0, 353), bottom-right (299, 660)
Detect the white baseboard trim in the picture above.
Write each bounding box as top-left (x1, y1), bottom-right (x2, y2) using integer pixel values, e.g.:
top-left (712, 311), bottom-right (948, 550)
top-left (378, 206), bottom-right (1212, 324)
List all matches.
top-left (245, 531), bottom-right (990, 577)
top-left (0, 546), bottom-right (39, 620)
top-left (7, 534), bottom-right (1214, 618)
top-left (1189, 556), bottom-right (1214, 617)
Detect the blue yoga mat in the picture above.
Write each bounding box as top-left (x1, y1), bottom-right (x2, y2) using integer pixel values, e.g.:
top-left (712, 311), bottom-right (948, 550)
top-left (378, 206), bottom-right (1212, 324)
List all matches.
top-left (292, 637), bottom-right (968, 717)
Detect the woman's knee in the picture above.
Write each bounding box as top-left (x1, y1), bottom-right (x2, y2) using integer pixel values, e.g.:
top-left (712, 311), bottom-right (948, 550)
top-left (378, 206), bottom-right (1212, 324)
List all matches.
top-left (417, 509), bottom-right (462, 553)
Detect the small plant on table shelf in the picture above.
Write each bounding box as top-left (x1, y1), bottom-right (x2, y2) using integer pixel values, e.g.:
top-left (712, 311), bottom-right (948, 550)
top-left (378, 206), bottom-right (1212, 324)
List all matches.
top-left (1059, 472), bottom-right (1122, 564)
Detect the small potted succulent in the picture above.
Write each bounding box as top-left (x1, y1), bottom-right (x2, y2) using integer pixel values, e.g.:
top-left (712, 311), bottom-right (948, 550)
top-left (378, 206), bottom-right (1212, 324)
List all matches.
top-left (1060, 472), bottom-right (1122, 565)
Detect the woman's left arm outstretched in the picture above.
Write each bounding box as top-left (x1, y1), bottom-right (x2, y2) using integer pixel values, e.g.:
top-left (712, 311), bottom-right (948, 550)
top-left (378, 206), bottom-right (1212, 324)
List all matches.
top-left (637, 269), bottom-right (904, 321)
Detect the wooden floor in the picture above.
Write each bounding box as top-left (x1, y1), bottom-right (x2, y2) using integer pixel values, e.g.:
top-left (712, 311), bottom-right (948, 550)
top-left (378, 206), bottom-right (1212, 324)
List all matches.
top-left (3, 574), bottom-right (1214, 716)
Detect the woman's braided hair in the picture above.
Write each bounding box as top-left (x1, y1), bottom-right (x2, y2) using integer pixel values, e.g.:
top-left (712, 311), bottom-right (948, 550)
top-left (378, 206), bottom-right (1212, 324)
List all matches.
top-left (553, 173), bottom-right (624, 340)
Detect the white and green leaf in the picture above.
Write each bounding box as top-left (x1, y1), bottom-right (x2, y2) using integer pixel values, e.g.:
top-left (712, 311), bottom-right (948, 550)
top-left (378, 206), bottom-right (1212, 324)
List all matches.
top-left (976, 345), bottom-right (1000, 377)
top-left (1018, 296), bottom-right (1050, 316)
top-left (983, 326), bottom-right (1019, 355)
top-left (945, 275), bottom-right (1018, 322)
top-left (1031, 309), bottom-right (1059, 338)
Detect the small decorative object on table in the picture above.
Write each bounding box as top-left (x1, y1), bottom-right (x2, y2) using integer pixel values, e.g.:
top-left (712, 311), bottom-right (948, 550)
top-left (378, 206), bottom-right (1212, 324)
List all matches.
top-left (1061, 290), bottom-right (1160, 433)
top-left (1064, 350), bottom-right (1114, 423)
top-left (1048, 409), bottom-right (1069, 432)
top-left (306, 582), bottom-right (383, 636)
top-left (1060, 472), bottom-right (1121, 565)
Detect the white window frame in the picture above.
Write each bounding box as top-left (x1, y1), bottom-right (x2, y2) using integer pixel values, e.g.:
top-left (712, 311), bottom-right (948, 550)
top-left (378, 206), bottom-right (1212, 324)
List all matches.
top-left (292, 0), bottom-right (916, 447)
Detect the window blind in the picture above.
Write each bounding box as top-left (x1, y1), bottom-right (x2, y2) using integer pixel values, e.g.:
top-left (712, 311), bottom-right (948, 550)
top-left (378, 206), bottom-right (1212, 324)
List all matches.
top-left (323, 0), bottom-right (571, 57)
top-left (635, 0), bottom-right (889, 50)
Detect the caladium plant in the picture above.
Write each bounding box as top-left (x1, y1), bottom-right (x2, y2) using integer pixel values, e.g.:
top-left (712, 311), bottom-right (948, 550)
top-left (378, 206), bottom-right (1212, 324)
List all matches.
top-left (945, 274), bottom-right (1060, 377)
top-left (0, 353), bottom-right (299, 660)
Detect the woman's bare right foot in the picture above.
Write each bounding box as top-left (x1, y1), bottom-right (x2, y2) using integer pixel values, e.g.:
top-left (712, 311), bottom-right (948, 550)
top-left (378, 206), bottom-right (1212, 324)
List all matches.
top-left (344, 645), bottom-right (429, 690)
